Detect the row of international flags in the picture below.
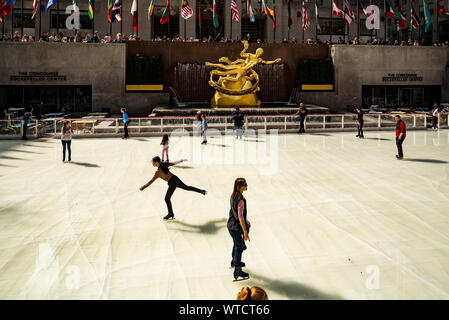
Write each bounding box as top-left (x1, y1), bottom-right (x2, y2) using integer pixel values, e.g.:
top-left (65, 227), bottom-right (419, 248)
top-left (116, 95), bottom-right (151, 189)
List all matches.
top-left (1, 0), bottom-right (449, 33)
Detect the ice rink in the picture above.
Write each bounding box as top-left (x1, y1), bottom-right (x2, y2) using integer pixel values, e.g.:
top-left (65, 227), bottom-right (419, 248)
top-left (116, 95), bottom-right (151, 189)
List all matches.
top-left (1, 129), bottom-right (449, 300)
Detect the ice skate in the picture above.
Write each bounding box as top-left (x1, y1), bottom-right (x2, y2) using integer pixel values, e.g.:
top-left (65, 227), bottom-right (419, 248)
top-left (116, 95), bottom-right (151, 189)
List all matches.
top-left (163, 213), bottom-right (175, 220)
top-left (233, 269), bottom-right (250, 282)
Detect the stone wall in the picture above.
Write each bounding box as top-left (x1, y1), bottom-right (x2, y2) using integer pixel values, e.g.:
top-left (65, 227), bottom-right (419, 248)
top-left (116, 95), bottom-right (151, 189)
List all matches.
top-left (300, 45), bottom-right (449, 111)
top-left (0, 42), bottom-right (126, 113)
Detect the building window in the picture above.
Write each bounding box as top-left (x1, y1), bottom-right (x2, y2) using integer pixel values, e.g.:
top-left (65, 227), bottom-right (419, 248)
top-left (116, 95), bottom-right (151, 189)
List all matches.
top-left (317, 18), bottom-right (346, 35)
top-left (12, 9), bottom-right (35, 28)
top-left (359, 19), bottom-right (376, 36)
top-left (50, 10), bottom-right (93, 30)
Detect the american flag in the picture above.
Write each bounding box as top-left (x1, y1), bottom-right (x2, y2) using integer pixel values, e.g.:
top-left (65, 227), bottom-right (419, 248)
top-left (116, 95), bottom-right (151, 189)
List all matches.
top-left (302, 0), bottom-right (309, 30)
top-left (231, 0), bottom-right (239, 22)
top-left (181, 0), bottom-right (193, 20)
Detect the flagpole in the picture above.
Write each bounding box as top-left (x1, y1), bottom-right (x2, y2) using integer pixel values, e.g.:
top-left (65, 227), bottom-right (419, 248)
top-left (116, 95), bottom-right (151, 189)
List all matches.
top-left (39, 0), bottom-right (42, 38)
top-left (21, 0), bottom-right (24, 36)
top-left (137, 0), bottom-right (139, 38)
top-left (92, 1), bottom-right (95, 39)
top-left (331, 1), bottom-right (333, 44)
top-left (384, 0), bottom-right (387, 41)
top-left (198, 0), bottom-right (201, 38)
top-left (357, 1), bottom-right (360, 41)
top-left (343, 0), bottom-right (346, 43)
top-left (184, 15), bottom-right (186, 40)
top-left (230, 2), bottom-right (233, 40)
top-left (57, 0), bottom-right (59, 36)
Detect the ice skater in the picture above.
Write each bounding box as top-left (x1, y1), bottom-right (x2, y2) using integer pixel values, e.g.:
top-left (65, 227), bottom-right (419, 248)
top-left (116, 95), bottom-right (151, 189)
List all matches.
top-left (121, 108), bottom-right (129, 139)
top-left (356, 107), bottom-right (364, 138)
top-left (61, 120), bottom-right (74, 162)
top-left (431, 105), bottom-right (441, 130)
top-left (227, 178), bottom-right (251, 281)
top-left (295, 103), bottom-right (307, 134)
top-left (139, 156), bottom-right (207, 220)
top-left (161, 134), bottom-right (170, 162)
top-left (201, 114), bottom-right (208, 144)
top-left (22, 113), bottom-right (31, 140)
top-left (232, 110), bottom-right (244, 139)
top-left (395, 115), bottom-right (406, 159)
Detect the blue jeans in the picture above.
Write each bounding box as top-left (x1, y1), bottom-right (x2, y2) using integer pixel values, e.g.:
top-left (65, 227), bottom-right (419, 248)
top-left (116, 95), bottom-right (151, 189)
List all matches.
top-left (62, 140), bottom-right (71, 161)
top-left (229, 229), bottom-right (245, 267)
top-left (235, 126), bottom-right (243, 138)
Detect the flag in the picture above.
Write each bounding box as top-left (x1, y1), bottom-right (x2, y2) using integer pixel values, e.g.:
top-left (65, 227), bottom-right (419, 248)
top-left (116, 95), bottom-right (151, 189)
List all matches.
top-left (32, 0), bottom-right (38, 19)
top-left (261, 0), bottom-right (274, 18)
top-left (231, 0), bottom-right (239, 22)
top-left (160, 0), bottom-right (169, 24)
top-left (131, 0), bottom-right (138, 31)
top-left (198, 1), bottom-right (202, 34)
top-left (358, 0), bottom-right (368, 15)
top-left (46, 0), bottom-right (57, 14)
top-left (438, 3), bottom-right (449, 21)
top-left (88, 0), bottom-right (94, 20)
top-left (0, 0), bottom-right (15, 22)
top-left (302, 0), bottom-right (309, 30)
top-left (332, 0), bottom-right (353, 24)
top-left (287, 0), bottom-right (292, 30)
top-left (409, 6), bottom-right (419, 31)
top-left (148, 0), bottom-right (155, 22)
top-left (344, 0), bottom-right (356, 22)
top-left (181, 0), bottom-right (193, 19)
top-left (385, 0), bottom-right (406, 29)
top-left (213, 0), bottom-right (219, 28)
top-left (396, 0), bottom-right (407, 29)
top-left (315, 0), bottom-right (320, 32)
top-left (108, 0), bottom-right (113, 22)
top-left (109, 0), bottom-right (122, 23)
top-left (72, 0), bottom-right (78, 23)
top-left (272, 0), bottom-right (276, 31)
top-left (423, 0), bottom-right (432, 32)
top-left (247, 0), bottom-right (255, 22)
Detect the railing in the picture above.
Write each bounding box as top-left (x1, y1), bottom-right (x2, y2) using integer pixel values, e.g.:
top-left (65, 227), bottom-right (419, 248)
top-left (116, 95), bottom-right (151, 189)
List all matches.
top-left (0, 113), bottom-right (448, 138)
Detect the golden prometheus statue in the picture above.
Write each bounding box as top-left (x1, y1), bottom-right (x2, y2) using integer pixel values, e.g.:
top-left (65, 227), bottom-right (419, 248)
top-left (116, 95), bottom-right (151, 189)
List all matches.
top-left (205, 40), bottom-right (281, 107)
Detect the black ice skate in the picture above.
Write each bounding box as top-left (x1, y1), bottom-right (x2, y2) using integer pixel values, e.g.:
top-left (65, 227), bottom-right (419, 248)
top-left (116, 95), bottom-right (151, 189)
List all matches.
top-left (163, 213), bottom-right (175, 220)
top-left (233, 269), bottom-right (249, 282)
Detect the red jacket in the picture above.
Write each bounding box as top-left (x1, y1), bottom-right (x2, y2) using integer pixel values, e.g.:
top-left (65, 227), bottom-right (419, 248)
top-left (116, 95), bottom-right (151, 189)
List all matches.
top-left (396, 120), bottom-right (406, 138)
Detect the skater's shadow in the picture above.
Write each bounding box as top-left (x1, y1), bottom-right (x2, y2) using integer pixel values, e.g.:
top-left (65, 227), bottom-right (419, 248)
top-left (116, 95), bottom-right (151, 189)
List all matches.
top-left (243, 139), bottom-right (266, 143)
top-left (207, 143), bottom-right (231, 148)
top-left (8, 148), bottom-right (42, 154)
top-left (309, 133), bottom-right (332, 137)
top-left (173, 165), bottom-right (194, 169)
top-left (250, 273), bottom-right (341, 300)
top-left (364, 138), bottom-right (392, 141)
top-left (403, 158), bottom-right (448, 164)
top-left (68, 161), bottom-right (101, 168)
top-left (0, 155), bottom-right (25, 160)
top-left (0, 163), bottom-right (17, 167)
top-left (23, 144), bottom-right (52, 148)
top-left (134, 138), bottom-right (149, 141)
top-left (167, 218), bottom-right (227, 235)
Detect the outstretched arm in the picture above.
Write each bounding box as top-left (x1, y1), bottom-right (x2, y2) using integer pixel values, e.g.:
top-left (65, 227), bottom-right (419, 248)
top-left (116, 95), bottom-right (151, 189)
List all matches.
top-left (260, 58), bottom-right (281, 65)
top-left (140, 172), bottom-right (159, 191)
top-left (168, 159), bottom-right (187, 167)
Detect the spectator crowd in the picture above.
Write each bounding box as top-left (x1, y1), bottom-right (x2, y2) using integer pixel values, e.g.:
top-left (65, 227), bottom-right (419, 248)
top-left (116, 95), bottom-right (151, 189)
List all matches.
top-left (1, 30), bottom-right (448, 47)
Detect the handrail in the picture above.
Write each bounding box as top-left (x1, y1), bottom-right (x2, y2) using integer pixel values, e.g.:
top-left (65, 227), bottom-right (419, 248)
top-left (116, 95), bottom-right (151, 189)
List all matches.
top-left (1, 112), bottom-right (446, 121)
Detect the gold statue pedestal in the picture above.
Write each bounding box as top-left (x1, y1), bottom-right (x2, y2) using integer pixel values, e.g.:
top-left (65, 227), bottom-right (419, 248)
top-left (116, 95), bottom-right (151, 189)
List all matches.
top-left (211, 78), bottom-right (261, 107)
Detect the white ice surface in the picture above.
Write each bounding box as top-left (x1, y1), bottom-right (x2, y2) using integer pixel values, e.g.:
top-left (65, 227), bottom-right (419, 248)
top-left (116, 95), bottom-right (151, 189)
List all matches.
top-left (1, 130), bottom-right (449, 300)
